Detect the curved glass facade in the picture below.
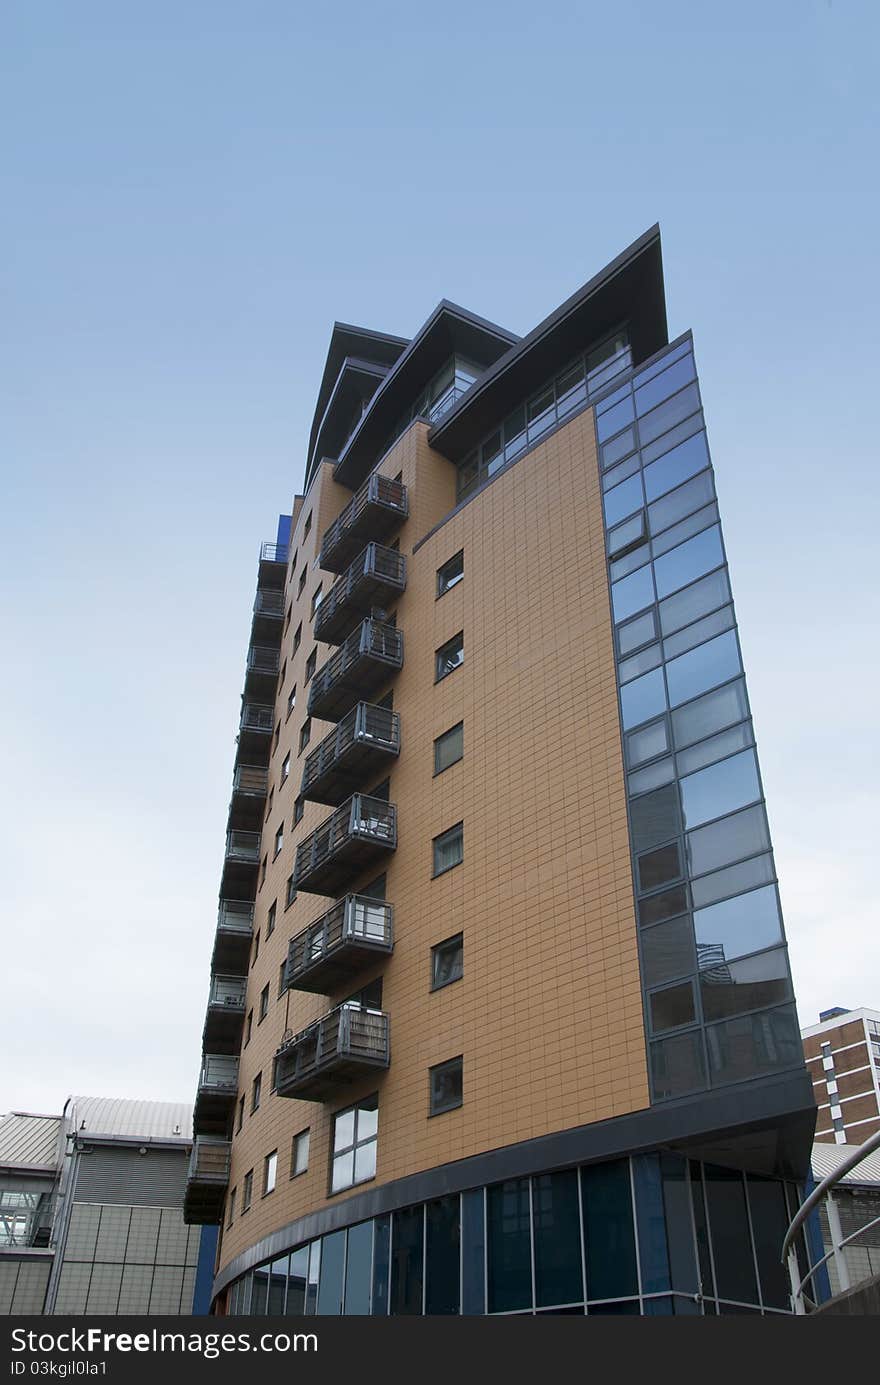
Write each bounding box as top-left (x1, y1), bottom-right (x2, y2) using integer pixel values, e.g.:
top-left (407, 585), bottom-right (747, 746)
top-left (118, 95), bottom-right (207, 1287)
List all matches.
top-left (221, 1151), bottom-right (810, 1316)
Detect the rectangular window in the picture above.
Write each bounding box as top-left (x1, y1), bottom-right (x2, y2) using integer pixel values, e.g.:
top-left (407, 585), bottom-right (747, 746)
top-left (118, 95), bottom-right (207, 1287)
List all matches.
top-left (431, 933), bottom-right (463, 990)
top-left (299, 718), bottom-right (312, 753)
top-left (286, 874), bottom-right (296, 908)
top-left (298, 566), bottom-right (307, 597)
top-left (434, 722), bottom-right (463, 774)
top-left (252, 932), bottom-right (260, 965)
top-left (435, 632), bottom-right (463, 682)
top-left (266, 901), bottom-right (276, 937)
top-left (432, 822), bottom-right (463, 877)
top-left (258, 983), bottom-right (269, 1023)
top-left (310, 585), bottom-right (323, 618)
top-left (284, 602), bottom-right (292, 632)
top-left (291, 1129), bottom-right (310, 1177)
top-left (278, 659), bottom-right (287, 693)
top-left (251, 1072), bottom-right (262, 1113)
top-left (264, 1151), bottom-right (277, 1196)
top-left (281, 753), bottom-right (290, 784)
top-left (287, 685), bottom-right (297, 719)
top-left (305, 649), bottom-right (317, 683)
top-left (273, 719), bottom-right (281, 750)
top-left (437, 550), bottom-right (464, 597)
top-left (242, 1170), bottom-right (253, 1212)
top-left (273, 823), bottom-right (284, 858)
top-left (259, 854), bottom-right (267, 885)
top-left (331, 1095), bottom-right (378, 1194)
top-left (304, 511), bottom-right (312, 537)
top-left (429, 1056), bottom-right (463, 1115)
top-left (293, 623), bottom-right (302, 654)
top-left (236, 1095), bottom-right (245, 1132)
top-left (293, 795), bottom-right (304, 825)
top-left (226, 1187), bottom-right (236, 1227)
top-left (264, 787), bottom-right (274, 822)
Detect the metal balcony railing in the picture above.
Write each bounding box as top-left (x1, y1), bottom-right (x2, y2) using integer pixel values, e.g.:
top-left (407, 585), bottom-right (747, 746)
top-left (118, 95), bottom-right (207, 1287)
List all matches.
top-left (247, 646), bottom-right (281, 676)
top-left (782, 1128), bottom-right (880, 1313)
top-left (284, 895), bottom-right (394, 994)
top-left (212, 901), bottom-right (254, 975)
top-left (260, 542), bottom-right (288, 564)
top-left (274, 1002), bottom-right (390, 1101)
top-left (308, 619), bottom-right (403, 722)
top-left (319, 475), bottom-right (409, 573)
top-left (239, 704), bottom-right (274, 734)
top-left (301, 703), bottom-right (401, 805)
top-left (187, 1136), bottom-right (231, 1184)
top-left (292, 794), bottom-right (397, 896)
top-left (314, 543), bottom-right (406, 645)
top-left (225, 831), bottom-right (261, 863)
top-left (232, 765), bottom-right (269, 796)
top-left (198, 1054), bottom-right (239, 1092)
top-left (208, 975), bottom-right (247, 1009)
top-left (217, 901), bottom-right (254, 934)
top-left (253, 589), bottom-right (285, 618)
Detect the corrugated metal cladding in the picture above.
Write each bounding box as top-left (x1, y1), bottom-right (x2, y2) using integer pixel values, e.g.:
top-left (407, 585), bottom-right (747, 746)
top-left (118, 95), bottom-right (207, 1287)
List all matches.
top-left (73, 1148), bottom-right (188, 1207)
top-left (0, 1113), bottom-right (62, 1168)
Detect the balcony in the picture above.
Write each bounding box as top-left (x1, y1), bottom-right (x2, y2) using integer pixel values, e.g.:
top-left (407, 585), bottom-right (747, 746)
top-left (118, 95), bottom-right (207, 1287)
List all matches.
top-left (244, 645), bottom-right (281, 699)
top-left (228, 764), bottom-right (269, 830)
top-left (274, 1003), bottom-right (390, 1102)
top-left (320, 475), bottom-right (409, 574)
top-left (221, 830), bottom-right (261, 898)
top-left (284, 895), bottom-right (394, 994)
top-left (183, 1137), bottom-right (231, 1226)
top-left (252, 588), bottom-right (285, 643)
top-left (258, 540), bottom-right (288, 590)
top-left (211, 900), bottom-right (254, 974)
top-left (292, 794), bottom-right (397, 896)
top-left (308, 619), bottom-right (403, 722)
top-left (237, 703), bottom-right (275, 766)
top-left (314, 543), bottom-right (406, 646)
top-left (301, 703), bottom-right (400, 806)
top-left (203, 974), bottom-right (247, 1052)
top-left (194, 1054), bottom-right (239, 1137)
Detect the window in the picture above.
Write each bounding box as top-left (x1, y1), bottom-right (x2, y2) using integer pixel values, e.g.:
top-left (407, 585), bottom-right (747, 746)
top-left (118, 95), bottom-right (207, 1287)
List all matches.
top-left (242, 1170), bottom-right (253, 1212)
top-left (281, 753), bottom-right (290, 784)
top-left (278, 659), bottom-right (287, 693)
top-left (298, 565), bottom-right (307, 597)
top-left (310, 585), bottom-right (323, 618)
top-left (278, 961), bottom-right (287, 998)
top-left (435, 632), bottom-right (463, 682)
top-left (259, 854), bottom-right (267, 885)
top-left (258, 983), bottom-right (269, 1023)
top-left (284, 602), bottom-right (292, 632)
top-left (305, 649), bottom-right (317, 683)
top-left (286, 685), bottom-right (297, 720)
top-left (266, 900), bottom-right (276, 937)
top-left (273, 719), bottom-right (281, 751)
top-left (437, 550), bottom-right (464, 597)
top-left (433, 822), bottom-right (463, 877)
top-left (293, 622), bottom-right (302, 655)
top-left (299, 718), bottom-right (312, 753)
top-left (252, 931), bottom-right (260, 965)
top-left (291, 1129), bottom-right (310, 1178)
top-left (293, 795), bottom-right (304, 826)
top-left (429, 1057), bottom-right (463, 1116)
top-left (236, 1095), bottom-right (245, 1132)
top-left (285, 874), bottom-right (296, 908)
top-left (273, 823), bottom-right (284, 858)
top-left (226, 1187), bottom-right (236, 1226)
top-left (330, 1095), bottom-right (378, 1194)
top-left (434, 722), bottom-right (463, 775)
top-left (264, 787), bottom-right (274, 821)
top-left (251, 1072), bottom-right (262, 1113)
top-left (431, 933), bottom-right (463, 990)
top-left (304, 511), bottom-right (312, 537)
top-left (264, 1151), bottom-right (277, 1196)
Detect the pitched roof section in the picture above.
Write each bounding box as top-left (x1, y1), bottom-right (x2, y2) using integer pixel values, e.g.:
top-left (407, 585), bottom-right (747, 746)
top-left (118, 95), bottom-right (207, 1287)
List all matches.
top-left (0, 1112), bottom-right (63, 1170)
top-left (67, 1096), bottom-right (193, 1142)
top-left (811, 1140), bottom-right (880, 1188)
top-left (306, 324), bottom-right (410, 482)
top-left (327, 301), bottom-right (519, 491)
top-left (428, 225), bottom-right (667, 460)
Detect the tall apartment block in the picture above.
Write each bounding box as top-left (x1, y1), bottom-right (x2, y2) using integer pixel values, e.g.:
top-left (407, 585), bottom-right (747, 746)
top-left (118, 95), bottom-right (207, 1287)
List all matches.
top-left (185, 226), bottom-right (818, 1316)
top-left (802, 1008), bottom-right (880, 1146)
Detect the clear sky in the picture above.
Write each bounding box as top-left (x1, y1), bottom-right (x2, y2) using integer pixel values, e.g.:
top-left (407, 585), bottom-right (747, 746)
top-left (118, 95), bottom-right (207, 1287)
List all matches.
top-left (1, 1), bottom-right (878, 1115)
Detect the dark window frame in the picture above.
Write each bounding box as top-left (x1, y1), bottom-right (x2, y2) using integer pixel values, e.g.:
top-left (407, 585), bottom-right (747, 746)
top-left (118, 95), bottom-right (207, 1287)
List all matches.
top-left (431, 933), bottom-right (464, 991)
top-left (437, 550), bottom-right (464, 598)
top-left (429, 1056), bottom-right (464, 1117)
top-left (435, 631), bottom-right (464, 683)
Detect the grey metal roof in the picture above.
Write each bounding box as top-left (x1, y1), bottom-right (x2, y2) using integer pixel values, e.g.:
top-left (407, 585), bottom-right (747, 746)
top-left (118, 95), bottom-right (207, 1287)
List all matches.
top-left (811, 1141), bottom-right (880, 1188)
top-left (67, 1096), bottom-right (192, 1142)
top-left (0, 1112), bottom-right (63, 1169)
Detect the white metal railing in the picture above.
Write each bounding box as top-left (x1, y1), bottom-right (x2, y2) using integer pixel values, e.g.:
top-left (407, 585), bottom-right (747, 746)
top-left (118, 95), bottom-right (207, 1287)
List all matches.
top-left (781, 1127), bottom-right (880, 1313)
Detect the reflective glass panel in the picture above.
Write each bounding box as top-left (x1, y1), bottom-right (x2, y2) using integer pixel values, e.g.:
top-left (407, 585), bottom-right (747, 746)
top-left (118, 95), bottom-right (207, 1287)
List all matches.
top-left (461, 1189), bottom-right (486, 1315)
top-left (425, 1196), bottom-right (460, 1315)
top-left (635, 354), bottom-right (696, 415)
top-left (649, 469), bottom-right (715, 536)
top-left (651, 1029), bottom-right (706, 1098)
top-left (581, 1160), bottom-right (638, 1301)
top-left (693, 883), bottom-right (782, 963)
top-left (618, 608), bottom-right (657, 655)
top-left (699, 947), bottom-right (791, 1022)
top-left (628, 758), bottom-right (675, 794)
top-left (705, 1004), bottom-right (802, 1086)
top-left (639, 884), bottom-right (688, 926)
top-left (638, 382), bottom-right (701, 448)
top-left (650, 981), bottom-right (696, 1032)
top-left (285, 1246), bottom-right (308, 1316)
top-left (651, 503), bottom-right (718, 559)
top-left (601, 426), bottom-right (637, 470)
top-left (671, 678), bottom-right (749, 748)
top-left (620, 667), bottom-right (667, 730)
top-left (390, 1206), bottom-right (424, 1315)
top-left (316, 1230), bottom-right (345, 1315)
top-left (687, 803), bottom-right (771, 876)
top-left (641, 916), bottom-right (695, 987)
top-left (504, 405), bottom-right (526, 458)
top-left (630, 783), bottom-right (682, 852)
top-left (487, 1179), bottom-right (531, 1313)
top-left (626, 718), bottom-right (668, 767)
top-left (643, 430), bottom-right (709, 502)
top-left (267, 1255), bottom-right (288, 1314)
top-left (603, 473), bottom-right (644, 527)
top-left (556, 362), bottom-right (587, 417)
top-left (676, 721), bottom-right (754, 777)
top-left (638, 841), bottom-right (682, 892)
top-left (533, 1170), bottom-right (583, 1308)
top-left (611, 565), bottom-right (655, 623)
top-left (680, 748), bottom-right (760, 829)
top-left (659, 567), bottom-right (730, 636)
top-left (666, 631), bottom-right (741, 709)
top-left (608, 511), bottom-right (646, 557)
top-left (619, 642), bottom-right (662, 683)
top-left (634, 339), bottom-right (693, 386)
top-left (611, 545), bottom-right (651, 581)
top-left (633, 1154), bottom-right (671, 1293)
top-left (640, 411), bottom-right (704, 467)
top-left (747, 1176), bottom-right (792, 1310)
top-left (343, 1222), bottom-right (372, 1315)
top-left (703, 1166), bottom-right (757, 1304)
top-left (371, 1216), bottom-right (390, 1316)
top-left (691, 852), bottom-right (775, 909)
top-left (596, 395), bottom-right (635, 442)
top-left (654, 525), bottom-right (724, 600)
top-left (603, 450), bottom-right (641, 490)
top-left (662, 605), bottom-right (734, 661)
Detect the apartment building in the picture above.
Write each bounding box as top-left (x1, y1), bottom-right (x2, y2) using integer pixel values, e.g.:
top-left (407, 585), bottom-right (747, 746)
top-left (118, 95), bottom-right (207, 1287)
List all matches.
top-left (802, 1008), bottom-right (880, 1146)
top-left (185, 226), bottom-right (817, 1316)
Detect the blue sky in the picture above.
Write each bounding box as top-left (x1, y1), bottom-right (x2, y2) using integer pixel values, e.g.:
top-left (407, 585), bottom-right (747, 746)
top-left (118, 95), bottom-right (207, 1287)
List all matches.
top-left (2, 1), bottom-right (877, 1112)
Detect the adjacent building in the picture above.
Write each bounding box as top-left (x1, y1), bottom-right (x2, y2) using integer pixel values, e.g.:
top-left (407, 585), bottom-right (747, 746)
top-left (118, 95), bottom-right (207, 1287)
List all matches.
top-left (802, 1008), bottom-right (880, 1146)
top-left (1, 1097), bottom-right (216, 1315)
top-left (186, 225), bottom-right (818, 1316)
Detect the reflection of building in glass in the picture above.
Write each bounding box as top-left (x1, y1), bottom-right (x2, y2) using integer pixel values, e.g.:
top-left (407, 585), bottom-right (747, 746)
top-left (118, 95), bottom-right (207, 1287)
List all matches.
top-left (803, 1008), bottom-right (880, 1145)
top-left (186, 227), bottom-right (818, 1315)
top-left (0, 1098), bottom-right (216, 1315)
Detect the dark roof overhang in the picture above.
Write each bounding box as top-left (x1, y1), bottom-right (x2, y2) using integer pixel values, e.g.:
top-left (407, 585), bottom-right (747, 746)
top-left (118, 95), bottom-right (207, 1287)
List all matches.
top-left (428, 225), bottom-right (668, 461)
top-left (306, 324), bottom-right (410, 483)
top-left (328, 302), bottom-right (519, 492)
top-left (310, 357), bottom-right (391, 475)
